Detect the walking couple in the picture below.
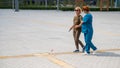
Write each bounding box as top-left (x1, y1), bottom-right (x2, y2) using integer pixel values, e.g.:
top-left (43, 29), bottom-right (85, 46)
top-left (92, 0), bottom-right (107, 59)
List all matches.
top-left (69, 6), bottom-right (97, 55)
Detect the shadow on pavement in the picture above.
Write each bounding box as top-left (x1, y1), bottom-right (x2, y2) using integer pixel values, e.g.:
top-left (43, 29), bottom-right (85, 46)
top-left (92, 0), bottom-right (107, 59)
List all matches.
top-left (95, 52), bottom-right (120, 57)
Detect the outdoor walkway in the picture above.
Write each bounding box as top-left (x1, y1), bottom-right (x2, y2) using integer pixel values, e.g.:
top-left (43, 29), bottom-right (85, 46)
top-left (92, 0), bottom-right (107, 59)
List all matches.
top-left (0, 9), bottom-right (120, 68)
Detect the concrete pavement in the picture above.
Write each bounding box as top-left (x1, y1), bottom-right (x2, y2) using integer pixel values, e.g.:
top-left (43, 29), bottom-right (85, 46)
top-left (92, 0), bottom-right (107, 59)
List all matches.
top-left (0, 9), bottom-right (120, 68)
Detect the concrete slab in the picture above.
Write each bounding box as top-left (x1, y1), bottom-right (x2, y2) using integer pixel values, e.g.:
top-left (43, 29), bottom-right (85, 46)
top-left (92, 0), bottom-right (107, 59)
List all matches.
top-left (0, 9), bottom-right (120, 68)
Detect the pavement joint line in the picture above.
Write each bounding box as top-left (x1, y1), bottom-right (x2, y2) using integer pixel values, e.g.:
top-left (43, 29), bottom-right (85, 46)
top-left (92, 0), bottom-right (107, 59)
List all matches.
top-left (96, 29), bottom-right (120, 36)
top-left (6, 16), bottom-right (66, 27)
top-left (4, 16), bottom-right (120, 36)
top-left (18, 18), bottom-right (120, 36)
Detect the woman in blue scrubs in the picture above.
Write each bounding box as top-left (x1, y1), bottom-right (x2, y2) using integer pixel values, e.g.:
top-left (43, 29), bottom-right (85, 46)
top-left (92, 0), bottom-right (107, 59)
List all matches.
top-left (75, 6), bottom-right (97, 54)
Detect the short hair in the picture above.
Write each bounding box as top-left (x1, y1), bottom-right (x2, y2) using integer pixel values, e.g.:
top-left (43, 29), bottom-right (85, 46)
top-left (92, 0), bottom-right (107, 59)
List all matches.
top-left (75, 6), bottom-right (82, 12)
top-left (82, 6), bottom-right (90, 12)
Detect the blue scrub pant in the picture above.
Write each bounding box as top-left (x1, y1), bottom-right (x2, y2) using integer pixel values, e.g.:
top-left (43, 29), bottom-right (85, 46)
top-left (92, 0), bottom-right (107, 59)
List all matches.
top-left (84, 31), bottom-right (97, 53)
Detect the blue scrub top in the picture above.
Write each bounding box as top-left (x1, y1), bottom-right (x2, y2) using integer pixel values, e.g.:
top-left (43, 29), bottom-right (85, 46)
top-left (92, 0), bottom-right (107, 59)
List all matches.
top-left (82, 13), bottom-right (93, 33)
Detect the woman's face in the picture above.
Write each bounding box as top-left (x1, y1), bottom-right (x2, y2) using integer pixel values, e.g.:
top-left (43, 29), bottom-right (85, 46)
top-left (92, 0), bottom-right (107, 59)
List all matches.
top-left (75, 9), bottom-right (81, 16)
top-left (83, 10), bottom-right (88, 14)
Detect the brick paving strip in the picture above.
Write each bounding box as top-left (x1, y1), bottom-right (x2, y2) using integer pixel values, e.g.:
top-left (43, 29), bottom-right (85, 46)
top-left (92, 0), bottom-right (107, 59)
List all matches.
top-left (0, 48), bottom-right (120, 68)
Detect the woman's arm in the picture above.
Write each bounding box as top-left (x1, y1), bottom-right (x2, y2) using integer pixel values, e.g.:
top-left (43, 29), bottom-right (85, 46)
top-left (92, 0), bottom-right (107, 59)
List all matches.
top-left (69, 24), bottom-right (76, 32)
top-left (75, 15), bottom-right (89, 29)
top-left (75, 21), bottom-right (83, 29)
top-left (69, 16), bottom-right (77, 32)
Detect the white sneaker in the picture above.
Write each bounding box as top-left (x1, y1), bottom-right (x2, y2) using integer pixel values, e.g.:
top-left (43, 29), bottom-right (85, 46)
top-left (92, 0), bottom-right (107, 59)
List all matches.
top-left (82, 51), bottom-right (89, 55)
top-left (92, 50), bottom-right (97, 55)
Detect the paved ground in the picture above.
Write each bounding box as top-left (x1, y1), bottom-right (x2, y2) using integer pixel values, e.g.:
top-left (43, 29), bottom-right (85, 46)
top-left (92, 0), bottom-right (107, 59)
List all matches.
top-left (0, 9), bottom-right (120, 68)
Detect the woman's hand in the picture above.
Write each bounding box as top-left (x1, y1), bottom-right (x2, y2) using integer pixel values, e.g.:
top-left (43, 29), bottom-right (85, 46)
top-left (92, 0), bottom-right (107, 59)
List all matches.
top-left (69, 27), bottom-right (72, 32)
top-left (75, 21), bottom-right (83, 29)
top-left (75, 25), bottom-right (80, 29)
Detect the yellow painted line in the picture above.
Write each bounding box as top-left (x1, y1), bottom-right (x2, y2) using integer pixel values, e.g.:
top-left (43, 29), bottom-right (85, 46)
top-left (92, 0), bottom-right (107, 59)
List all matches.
top-left (35, 53), bottom-right (74, 68)
top-left (53, 52), bottom-right (82, 56)
top-left (96, 29), bottom-right (120, 36)
top-left (50, 48), bottom-right (120, 56)
top-left (97, 48), bottom-right (120, 53)
top-left (0, 48), bottom-right (120, 59)
top-left (0, 48), bottom-right (120, 68)
top-left (0, 54), bottom-right (34, 59)
top-left (46, 55), bottom-right (74, 68)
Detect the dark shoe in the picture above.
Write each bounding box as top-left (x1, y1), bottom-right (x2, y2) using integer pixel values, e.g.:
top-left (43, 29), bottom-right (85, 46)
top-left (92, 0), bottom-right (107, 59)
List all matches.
top-left (73, 50), bottom-right (79, 53)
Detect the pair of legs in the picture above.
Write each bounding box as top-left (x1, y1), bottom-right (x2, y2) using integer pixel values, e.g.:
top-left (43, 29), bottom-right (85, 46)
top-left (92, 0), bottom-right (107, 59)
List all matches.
top-left (73, 28), bottom-right (84, 52)
top-left (83, 31), bottom-right (97, 54)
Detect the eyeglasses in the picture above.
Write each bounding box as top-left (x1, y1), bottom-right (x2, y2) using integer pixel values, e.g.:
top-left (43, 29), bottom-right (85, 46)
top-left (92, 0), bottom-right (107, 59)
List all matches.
top-left (74, 10), bottom-right (80, 12)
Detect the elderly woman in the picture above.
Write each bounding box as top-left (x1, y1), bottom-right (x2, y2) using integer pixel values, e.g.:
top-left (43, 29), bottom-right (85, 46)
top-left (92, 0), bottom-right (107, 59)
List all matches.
top-left (69, 6), bottom-right (84, 52)
top-left (75, 6), bottom-right (97, 54)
